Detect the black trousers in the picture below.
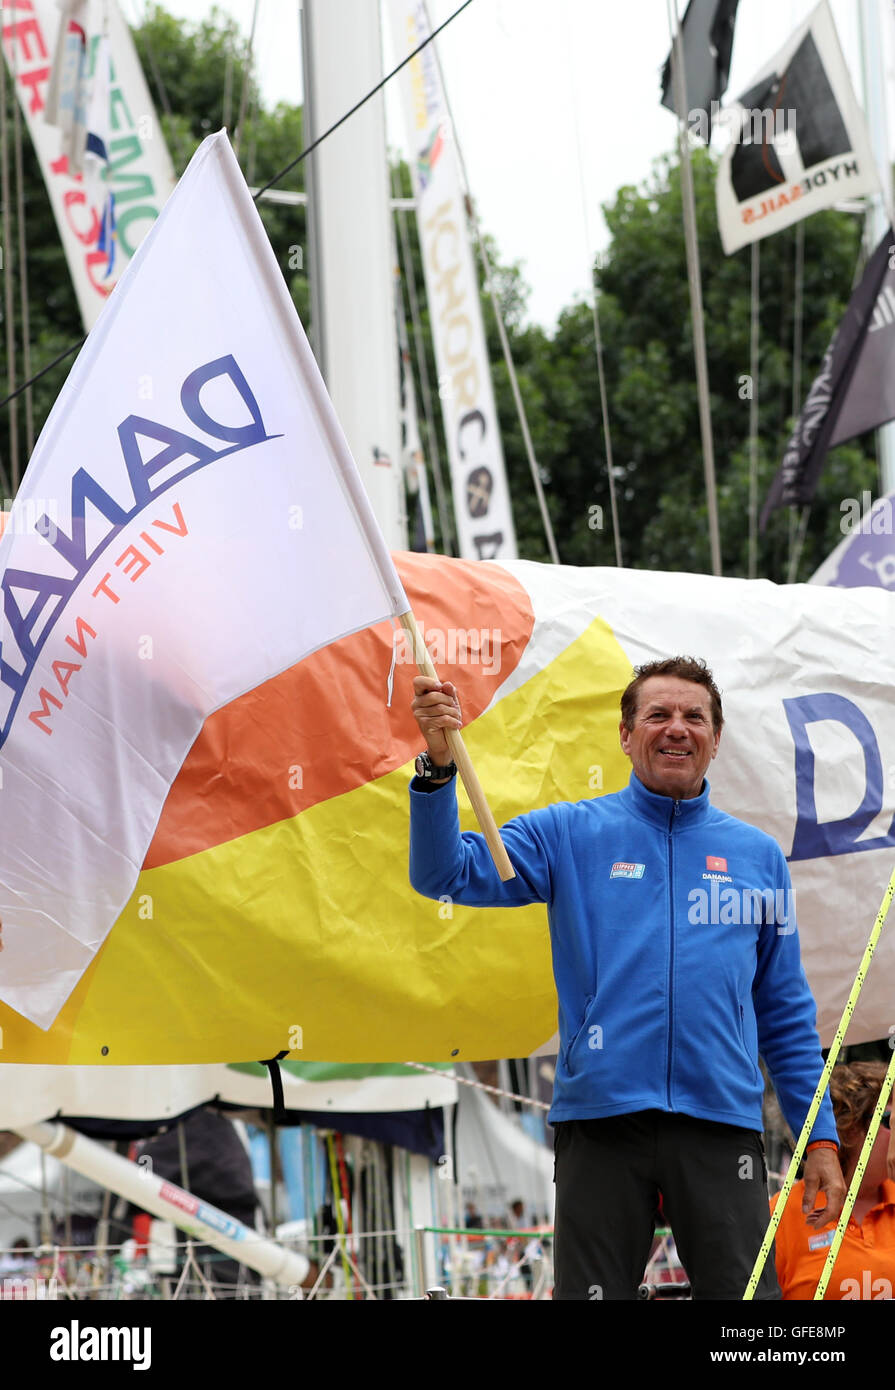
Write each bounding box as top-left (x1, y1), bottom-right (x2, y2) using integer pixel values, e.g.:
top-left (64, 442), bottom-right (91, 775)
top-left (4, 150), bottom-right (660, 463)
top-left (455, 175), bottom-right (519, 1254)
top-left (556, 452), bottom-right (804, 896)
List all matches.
top-left (552, 1111), bottom-right (781, 1301)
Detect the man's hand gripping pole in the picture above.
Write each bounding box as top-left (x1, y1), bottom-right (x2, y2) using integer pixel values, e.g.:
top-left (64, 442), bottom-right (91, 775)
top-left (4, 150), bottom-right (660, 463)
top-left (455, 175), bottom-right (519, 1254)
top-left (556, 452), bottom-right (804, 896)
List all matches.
top-left (401, 611), bottom-right (515, 882)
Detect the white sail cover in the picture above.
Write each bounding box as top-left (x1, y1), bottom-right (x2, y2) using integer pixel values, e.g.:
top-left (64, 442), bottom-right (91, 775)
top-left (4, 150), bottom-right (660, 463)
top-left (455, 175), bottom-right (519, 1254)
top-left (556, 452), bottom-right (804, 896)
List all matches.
top-left (387, 0), bottom-right (518, 562)
top-left (0, 130), bottom-right (408, 1030)
top-left (716, 0), bottom-right (878, 255)
top-left (0, 1063), bottom-right (458, 1130)
top-left (2, 0), bottom-right (176, 328)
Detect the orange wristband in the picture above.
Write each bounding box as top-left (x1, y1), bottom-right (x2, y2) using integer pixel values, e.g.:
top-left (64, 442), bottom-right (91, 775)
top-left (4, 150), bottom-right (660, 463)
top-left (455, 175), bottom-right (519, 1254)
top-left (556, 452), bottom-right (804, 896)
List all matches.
top-left (805, 1140), bottom-right (838, 1152)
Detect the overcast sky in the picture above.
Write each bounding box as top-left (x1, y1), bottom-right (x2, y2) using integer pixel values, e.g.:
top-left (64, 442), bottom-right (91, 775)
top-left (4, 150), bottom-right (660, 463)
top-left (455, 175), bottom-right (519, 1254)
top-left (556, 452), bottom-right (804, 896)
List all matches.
top-left (128, 0), bottom-right (892, 329)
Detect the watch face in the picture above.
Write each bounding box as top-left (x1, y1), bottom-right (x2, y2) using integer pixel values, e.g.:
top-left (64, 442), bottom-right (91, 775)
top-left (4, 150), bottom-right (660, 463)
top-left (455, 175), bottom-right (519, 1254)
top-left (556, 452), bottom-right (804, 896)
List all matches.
top-left (415, 754), bottom-right (428, 777)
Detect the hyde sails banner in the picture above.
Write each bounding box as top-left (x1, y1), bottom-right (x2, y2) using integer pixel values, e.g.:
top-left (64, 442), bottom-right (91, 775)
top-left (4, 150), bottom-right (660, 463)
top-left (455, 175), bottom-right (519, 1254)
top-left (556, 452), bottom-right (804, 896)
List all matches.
top-left (715, 0), bottom-right (878, 255)
top-left (0, 551), bottom-right (894, 1063)
top-left (387, 0), bottom-right (517, 563)
top-left (2, 0), bottom-right (176, 329)
top-left (0, 130), bottom-right (409, 1030)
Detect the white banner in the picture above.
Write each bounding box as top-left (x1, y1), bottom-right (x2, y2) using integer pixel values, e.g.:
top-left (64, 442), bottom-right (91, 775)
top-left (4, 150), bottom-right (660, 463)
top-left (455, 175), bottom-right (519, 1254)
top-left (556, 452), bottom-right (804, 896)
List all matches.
top-left (2, 0), bottom-right (176, 328)
top-left (506, 559), bottom-right (895, 1050)
top-left (716, 0), bottom-right (878, 255)
top-left (388, 0), bottom-right (517, 562)
top-left (0, 130), bottom-right (408, 1029)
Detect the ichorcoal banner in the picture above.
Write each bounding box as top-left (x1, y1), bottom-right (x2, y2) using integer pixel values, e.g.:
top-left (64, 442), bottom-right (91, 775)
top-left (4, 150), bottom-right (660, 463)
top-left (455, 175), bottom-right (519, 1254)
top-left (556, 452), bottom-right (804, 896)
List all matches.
top-left (0, 131), bottom-right (408, 1029)
top-left (715, 0), bottom-right (878, 255)
top-left (388, 0), bottom-right (518, 563)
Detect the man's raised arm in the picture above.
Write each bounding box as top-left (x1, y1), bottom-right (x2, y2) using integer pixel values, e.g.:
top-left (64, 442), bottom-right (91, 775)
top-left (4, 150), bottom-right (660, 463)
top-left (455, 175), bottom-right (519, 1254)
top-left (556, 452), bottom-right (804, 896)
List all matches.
top-left (408, 675), bottom-right (556, 908)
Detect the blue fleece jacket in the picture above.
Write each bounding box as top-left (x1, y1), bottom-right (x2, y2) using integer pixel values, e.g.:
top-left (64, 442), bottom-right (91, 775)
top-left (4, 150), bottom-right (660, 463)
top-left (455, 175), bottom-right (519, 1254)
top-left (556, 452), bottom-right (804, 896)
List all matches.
top-left (409, 771), bottom-right (838, 1142)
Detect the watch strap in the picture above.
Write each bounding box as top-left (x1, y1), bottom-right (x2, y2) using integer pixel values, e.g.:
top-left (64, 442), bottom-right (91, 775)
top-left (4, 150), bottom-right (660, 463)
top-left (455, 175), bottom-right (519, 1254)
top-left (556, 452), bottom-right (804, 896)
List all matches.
top-left (415, 750), bottom-right (457, 779)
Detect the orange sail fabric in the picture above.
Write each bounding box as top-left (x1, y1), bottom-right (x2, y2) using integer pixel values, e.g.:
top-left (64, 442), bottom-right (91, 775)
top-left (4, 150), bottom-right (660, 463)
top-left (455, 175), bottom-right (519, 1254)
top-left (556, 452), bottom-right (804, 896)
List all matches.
top-left (3, 552), bottom-right (895, 1063)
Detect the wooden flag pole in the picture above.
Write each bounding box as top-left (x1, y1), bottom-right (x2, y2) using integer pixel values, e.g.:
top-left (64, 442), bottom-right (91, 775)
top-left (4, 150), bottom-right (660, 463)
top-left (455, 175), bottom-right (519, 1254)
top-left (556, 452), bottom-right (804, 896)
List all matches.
top-left (400, 610), bottom-right (515, 882)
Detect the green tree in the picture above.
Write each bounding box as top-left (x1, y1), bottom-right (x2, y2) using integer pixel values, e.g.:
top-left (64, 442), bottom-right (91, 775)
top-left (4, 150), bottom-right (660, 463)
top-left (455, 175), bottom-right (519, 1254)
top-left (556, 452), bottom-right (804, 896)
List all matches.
top-left (0, 5), bottom-right (878, 587)
top-left (519, 148), bottom-right (873, 580)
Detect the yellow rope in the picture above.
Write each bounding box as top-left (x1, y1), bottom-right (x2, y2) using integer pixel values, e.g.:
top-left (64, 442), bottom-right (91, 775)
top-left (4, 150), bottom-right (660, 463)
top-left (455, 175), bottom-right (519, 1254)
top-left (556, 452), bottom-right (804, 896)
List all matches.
top-left (325, 1131), bottom-right (355, 1301)
top-left (812, 1046), bottom-right (895, 1299)
top-left (742, 863), bottom-right (895, 1299)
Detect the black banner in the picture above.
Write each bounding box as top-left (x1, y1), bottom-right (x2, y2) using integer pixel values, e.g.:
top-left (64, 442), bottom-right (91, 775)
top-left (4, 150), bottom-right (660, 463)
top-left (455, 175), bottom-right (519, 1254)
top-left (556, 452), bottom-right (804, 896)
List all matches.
top-left (661, 0), bottom-right (741, 141)
top-left (761, 227), bottom-right (895, 526)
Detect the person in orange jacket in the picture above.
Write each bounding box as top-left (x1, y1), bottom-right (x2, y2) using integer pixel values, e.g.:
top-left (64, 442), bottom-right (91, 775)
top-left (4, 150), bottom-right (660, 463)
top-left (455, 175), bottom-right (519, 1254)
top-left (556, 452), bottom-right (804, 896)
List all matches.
top-left (772, 1061), bottom-right (895, 1300)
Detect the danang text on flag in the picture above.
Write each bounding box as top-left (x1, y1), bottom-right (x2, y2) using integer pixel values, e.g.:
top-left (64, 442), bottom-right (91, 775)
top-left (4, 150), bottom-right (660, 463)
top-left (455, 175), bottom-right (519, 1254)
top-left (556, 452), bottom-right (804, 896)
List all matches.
top-left (0, 131), bottom-right (408, 1029)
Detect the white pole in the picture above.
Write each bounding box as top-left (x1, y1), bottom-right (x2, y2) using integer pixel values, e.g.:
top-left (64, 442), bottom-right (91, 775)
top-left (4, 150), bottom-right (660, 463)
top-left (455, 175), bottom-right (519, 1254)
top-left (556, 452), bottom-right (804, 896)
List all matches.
top-left (666, 0), bottom-right (723, 575)
top-left (15, 1121), bottom-right (310, 1289)
top-left (859, 0), bottom-right (895, 493)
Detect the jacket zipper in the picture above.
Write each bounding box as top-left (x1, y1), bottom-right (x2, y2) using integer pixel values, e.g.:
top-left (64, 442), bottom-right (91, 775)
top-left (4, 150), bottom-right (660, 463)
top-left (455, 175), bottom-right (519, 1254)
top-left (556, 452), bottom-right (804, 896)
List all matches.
top-left (666, 799), bottom-right (681, 1109)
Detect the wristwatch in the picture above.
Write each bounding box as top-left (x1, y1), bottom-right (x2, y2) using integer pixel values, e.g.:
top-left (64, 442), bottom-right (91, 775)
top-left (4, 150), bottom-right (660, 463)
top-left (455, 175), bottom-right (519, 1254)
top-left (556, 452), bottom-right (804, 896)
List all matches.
top-left (415, 750), bottom-right (457, 780)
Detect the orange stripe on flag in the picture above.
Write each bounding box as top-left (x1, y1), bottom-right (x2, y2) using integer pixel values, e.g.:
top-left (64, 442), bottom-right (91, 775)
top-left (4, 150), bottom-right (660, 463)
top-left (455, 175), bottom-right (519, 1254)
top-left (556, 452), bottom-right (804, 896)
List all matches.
top-left (143, 551), bottom-right (534, 869)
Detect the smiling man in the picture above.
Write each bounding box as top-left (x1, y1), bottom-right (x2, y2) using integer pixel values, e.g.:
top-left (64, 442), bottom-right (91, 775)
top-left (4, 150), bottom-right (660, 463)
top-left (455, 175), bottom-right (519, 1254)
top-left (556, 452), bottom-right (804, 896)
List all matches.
top-left (409, 655), bottom-right (844, 1300)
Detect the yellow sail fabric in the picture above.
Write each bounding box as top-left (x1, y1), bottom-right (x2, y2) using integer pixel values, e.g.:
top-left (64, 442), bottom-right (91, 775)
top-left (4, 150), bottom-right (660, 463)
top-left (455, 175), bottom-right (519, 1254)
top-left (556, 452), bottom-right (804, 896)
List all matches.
top-left (3, 551), bottom-right (894, 1062)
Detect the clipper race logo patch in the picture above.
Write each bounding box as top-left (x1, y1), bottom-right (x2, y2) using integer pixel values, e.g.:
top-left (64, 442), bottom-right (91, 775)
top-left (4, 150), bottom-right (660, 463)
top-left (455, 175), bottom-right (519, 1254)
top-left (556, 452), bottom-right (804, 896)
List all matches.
top-left (610, 862), bottom-right (645, 880)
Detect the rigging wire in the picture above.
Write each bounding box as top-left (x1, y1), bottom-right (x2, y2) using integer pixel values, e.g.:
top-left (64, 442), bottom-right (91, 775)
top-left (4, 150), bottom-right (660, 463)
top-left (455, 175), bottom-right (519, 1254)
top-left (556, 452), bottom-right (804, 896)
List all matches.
top-left (233, 0), bottom-right (260, 163)
top-left (665, 0), bottom-right (723, 576)
top-left (11, 19), bottom-right (34, 460)
top-left (0, 1153), bottom-right (137, 1244)
top-left (0, 340), bottom-right (84, 413)
top-left (0, 26), bottom-right (19, 490)
top-left (785, 221), bottom-right (807, 583)
top-left (123, 0), bottom-right (191, 173)
top-left (252, 0), bottom-right (476, 201)
top-left (563, 0), bottom-right (623, 567)
top-left (222, 27), bottom-right (234, 133)
top-left (747, 241), bottom-right (760, 578)
top-left (401, 1059), bottom-right (549, 1113)
top-left (0, 0), bottom-right (477, 422)
top-left (787, 194), bottom-right (870, 584)
top-left (422, 1), bottom-right (560, 565)
top-left (391, 163), bottom-right (456, 554)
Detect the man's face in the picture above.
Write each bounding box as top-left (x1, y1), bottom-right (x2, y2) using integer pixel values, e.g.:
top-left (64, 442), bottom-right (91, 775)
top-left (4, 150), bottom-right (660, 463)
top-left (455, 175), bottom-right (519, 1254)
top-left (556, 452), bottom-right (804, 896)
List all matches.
top-left (619, 675), bottom-right (721, 801)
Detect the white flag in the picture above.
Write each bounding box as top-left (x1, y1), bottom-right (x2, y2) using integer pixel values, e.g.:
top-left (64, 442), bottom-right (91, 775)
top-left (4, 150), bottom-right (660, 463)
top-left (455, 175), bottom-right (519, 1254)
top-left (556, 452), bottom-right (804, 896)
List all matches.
top-left (0, 131), bottom-right (409, 1029)
top-left (715, 0), bottom-right (878, 254)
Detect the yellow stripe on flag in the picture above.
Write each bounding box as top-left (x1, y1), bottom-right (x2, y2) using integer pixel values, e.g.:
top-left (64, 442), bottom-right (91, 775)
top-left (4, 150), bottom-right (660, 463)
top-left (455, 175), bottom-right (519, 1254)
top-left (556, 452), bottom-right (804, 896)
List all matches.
top-left (0, 617), bottom-right (631, 1063)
